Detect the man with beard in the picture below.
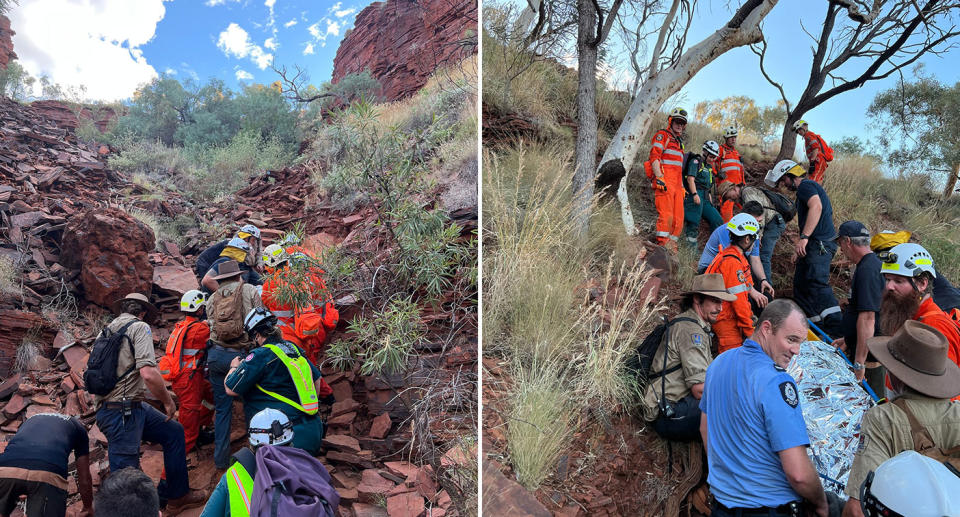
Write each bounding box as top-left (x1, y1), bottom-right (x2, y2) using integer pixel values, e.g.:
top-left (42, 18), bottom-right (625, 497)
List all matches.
top-left (765, 160), bottom-right (842, 337)
top-left (641, 274), bottom-right (736, 441)
top-left (878, 243), bottom-right (960, 397)
top-left (831, 221), bottom-right (885, 396)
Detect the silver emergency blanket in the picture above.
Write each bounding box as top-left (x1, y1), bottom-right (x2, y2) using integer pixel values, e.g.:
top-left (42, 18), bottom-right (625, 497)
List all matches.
top-left (786, 340), bottom-right (876, 494)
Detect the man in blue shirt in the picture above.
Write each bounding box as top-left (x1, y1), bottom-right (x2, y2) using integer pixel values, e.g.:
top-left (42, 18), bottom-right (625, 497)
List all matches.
top-left (700, 299), bottom-right (828, 517)
top-left (766, 160), bottom-right (841, 337)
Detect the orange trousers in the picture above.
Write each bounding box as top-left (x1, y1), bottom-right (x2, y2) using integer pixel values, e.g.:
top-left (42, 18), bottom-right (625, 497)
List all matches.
top-left (171, 369), bottom-right (214, 453)
top-left (654, 186), bottom-right (684, 249)
top-left (719, 200), bottom-right (741, 223)
top-left (713, 319), bottom-right (748, 354)
top-left (809, 160), bottom-right (828, 183)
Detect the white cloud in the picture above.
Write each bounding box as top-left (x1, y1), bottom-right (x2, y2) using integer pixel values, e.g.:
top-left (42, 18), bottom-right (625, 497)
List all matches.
top-left (335, 7), bottom-right (356, 18)
top-left (164, 67), bottom-right (177, 75)
top-left (284, 19), bottom-right (298, 27)
top-left (307, 18), bottom-right (343, 47)
top-left (265, 37), bottom-right (278, 50)
top-left (236, 69), bottom-right (254, 81)
top-left (206, 0), bottom-right (240, 6)
top-left (9, 0), bottom-right (164, 101)
top-left (217, 23), bottom-right (274, 70)
top-left (303, 43), bottom-right (315, 55)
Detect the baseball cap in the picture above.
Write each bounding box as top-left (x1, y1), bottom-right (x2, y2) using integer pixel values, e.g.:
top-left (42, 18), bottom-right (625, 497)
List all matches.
top-left (837, 220), bottom-right (870, 239)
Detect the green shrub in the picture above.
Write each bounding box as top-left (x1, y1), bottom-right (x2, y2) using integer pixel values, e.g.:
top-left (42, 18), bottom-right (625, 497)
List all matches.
top-left (340, 297), bottom-right (426, 376)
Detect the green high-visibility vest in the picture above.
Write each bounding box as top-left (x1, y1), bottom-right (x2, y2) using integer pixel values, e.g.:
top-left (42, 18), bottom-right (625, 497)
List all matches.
top-left (256, 343), bottom-right (319, 415)
top-left (226, 460), bottom-right (254, 517)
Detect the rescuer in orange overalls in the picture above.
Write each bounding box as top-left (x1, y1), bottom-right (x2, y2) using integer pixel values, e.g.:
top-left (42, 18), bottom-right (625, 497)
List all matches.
top-left (705, 213), bottom-right (761, 353)
top-left (157, 289), bottom-right (214, 453)
top-left (716, 125), bottom-right (745, 222)
top-left (647, 107), bottom-right (688, 252)
top-left (793, 120), bottom-right (830, 183)
top-left (260, 243), bottom-right (338, 364)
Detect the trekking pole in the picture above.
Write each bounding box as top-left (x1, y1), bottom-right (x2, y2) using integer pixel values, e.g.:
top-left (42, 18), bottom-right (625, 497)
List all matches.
top-left (833, 346), bottom-right (882, 403)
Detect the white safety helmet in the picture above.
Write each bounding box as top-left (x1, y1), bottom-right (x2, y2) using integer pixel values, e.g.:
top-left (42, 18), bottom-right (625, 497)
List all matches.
top-left (238, 224), bottom-right (261, 239)
top-left (792, 119), bottom-right (808, 132)
top-left (225, 236), bottom-right (251, 252)
top-left (702, 140), bottom-right (720, 158)
top-left (243, 307), bottom-right (278, 336)
top-left (727, 213), bottom-right (760, 237)
top-left (860, 450), bottom-right (960, 517)
top-left (723, 126), bottom-right (738, 138)
top-left (764, 159), bottom-right (805, 187)
top-left (262, 244), bottom-right (289, 269)
top-left (248, 408), bottom-right (294, 447)
top-left (880, 242), bottom-right (937, 279)
top-left (668, 107), bottom-right (688, 124)
top-left (179, 290), bottom-right (206, 313)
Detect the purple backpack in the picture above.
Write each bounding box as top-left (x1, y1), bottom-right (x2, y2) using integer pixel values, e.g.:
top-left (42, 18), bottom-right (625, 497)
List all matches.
top-left (250, 445), bottom-right (340, 517)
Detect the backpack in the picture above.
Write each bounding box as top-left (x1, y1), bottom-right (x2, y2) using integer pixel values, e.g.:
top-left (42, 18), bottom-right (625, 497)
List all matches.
top-left (624, 316), bottom-right (697, 386)
top-left (83, 321), bottom-right (138, 396)
top-left (210, 283), bottom-right (247, 342)
top-left (250, 445), bottom-right (340, 517)
top-left (760, 187), bottom-right (797, 223)
top-left (891, 398), bottom-right (960, 473)
top-left (816, 134), bottom-right (834, 162)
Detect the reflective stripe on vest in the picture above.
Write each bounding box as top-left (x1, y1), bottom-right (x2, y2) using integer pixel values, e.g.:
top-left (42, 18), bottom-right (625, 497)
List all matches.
top-left (727, 283), bottom-right (750, 295)
top-left (227, 461), bottom-right (254, 517)
top-left (255, 344), bottom-right (319, 415)
top-left (271, 310), bottom-right (295, 318)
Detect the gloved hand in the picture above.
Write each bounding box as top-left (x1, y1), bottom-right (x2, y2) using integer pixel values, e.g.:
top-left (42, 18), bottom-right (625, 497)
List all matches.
top-left (320, 394), bottom-right (336, 406)
top-left (653, 178), bottom-right (668, 192)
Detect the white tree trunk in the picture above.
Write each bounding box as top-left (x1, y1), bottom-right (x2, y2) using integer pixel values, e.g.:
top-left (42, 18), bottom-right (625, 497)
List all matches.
top-left (597, 0), bottom-right (779, 235)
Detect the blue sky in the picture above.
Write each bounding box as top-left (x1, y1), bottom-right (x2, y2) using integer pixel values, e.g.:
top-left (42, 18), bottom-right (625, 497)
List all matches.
top-left (9, 0), bottom-right (372, 101)
top-left (633, 2), bottom-right (960, 150)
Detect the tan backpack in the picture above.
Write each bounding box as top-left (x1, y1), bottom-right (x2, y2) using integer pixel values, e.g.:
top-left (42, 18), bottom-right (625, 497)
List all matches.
top-left (209, 282), bottom-right (246, 342)
top-left (891, 398), bottom-right (960, 473)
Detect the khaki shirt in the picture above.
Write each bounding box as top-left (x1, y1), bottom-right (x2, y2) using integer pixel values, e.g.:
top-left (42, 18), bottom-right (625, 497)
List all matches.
top-left (741, 186), bottom-right (779, 231)
top-left (845, 391), bottom-right (960, 498)
top-left (95, 313), bottom-right (156, 406)
top-left (206, 280), bottom-right (262, 348)
top-left (641, 309), bottom-right (713, 421)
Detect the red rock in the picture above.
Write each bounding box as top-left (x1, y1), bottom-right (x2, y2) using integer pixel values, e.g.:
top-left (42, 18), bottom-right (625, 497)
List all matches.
top-left (441, 445), bottom-right (470, 468)
top-left (357, 468), bottom-right (396, 503)
top-left (386, 492), bottom-right (425, 517)
top-left (64, 392), bottom-right (81, 416)
top-left (140, 449), bottom-right (164, 484)
top-left (0, 374), bottom-right (21, 400)
top-left (332, 470), bottom-right (360, 490)
top-left (482, 459), bottom-right (550, 517)
top-left (331, 381), bottom-right (353, 403)
top-left (152, 264), bottom-right (199, 296)
top-left (331, 0), bottom-right (477, 101)
top-left (0, 15), bottom-right (16, 70)
top-left (0, 310), bottom-right (56, 377)
top-left (60, 207), bottom-right (155, 308)
top-left (437, 490), bottom-right (451, 509)
top-left (331, 397), bottom-right (361, 417)
top-left (30, 393), bottom-right (55, 406)
top-left (60, 376), bottom-right (75, 394)
top-left (387, 483), bottom-right (417, 497)
top-left (30, 100), bottom-right (116, 132)
top-left (329, 411), bottom-right (357, 427)
top-left (323, 433), bottom-right (362, 452)
top-left (3, 393), bottom-right (28, 417)
top-left (339, 487), bottom-right (359, 503)
top-left (352, 503), bottom-right (388, 517)
top-left (87, 424), bottom-right (107, 445)
top-left (414, 467), bottom-right (437, 503)
top-left (383, 461), bottom-right (419, 482)
top-left (61, 344), bottom-right (90, 373)
top-left (342, 214), bottom-right (365, 225)
top-left (24, 404), bottom-right (50, 419)
top-left (325, 450), bottom-right (376, 469)
top-left (369, 412), bottom-right (392, 439)
top-left (53, 330), bottom-right (75, 350)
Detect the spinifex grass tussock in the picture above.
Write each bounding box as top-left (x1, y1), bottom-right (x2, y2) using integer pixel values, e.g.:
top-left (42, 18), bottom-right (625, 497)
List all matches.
top-left (505, 364), bottom-right (575, 490)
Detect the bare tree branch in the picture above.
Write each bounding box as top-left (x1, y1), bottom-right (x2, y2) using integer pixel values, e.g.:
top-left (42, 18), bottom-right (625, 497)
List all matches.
top-left (749, 30), bottom-right (791, 115)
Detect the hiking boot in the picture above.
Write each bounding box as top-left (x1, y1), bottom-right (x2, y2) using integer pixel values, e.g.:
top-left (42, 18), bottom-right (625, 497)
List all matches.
top-left (166, 488), bottom-right (209, 513)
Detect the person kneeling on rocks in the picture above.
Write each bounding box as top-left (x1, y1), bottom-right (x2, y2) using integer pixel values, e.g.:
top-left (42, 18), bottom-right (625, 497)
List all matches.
top-left (224, 308), bottom-right (335, 456)
top-left (199, 408), bottom-right (341, 517)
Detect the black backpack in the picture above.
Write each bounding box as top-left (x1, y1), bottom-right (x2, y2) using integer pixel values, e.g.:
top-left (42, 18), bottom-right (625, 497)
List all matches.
top-left (760, 187), bottom-right (797, 223)
top-left (84, 321), bottom-right (138, 396)
top-left (624, 316), bottom-right (697, 385)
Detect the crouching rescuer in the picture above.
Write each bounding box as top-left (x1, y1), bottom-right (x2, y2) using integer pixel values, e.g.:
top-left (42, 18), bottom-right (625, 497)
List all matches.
top-left (224, 308), bottom-right (335, 456)
top-left (638, 274), bottom-right (736, 441)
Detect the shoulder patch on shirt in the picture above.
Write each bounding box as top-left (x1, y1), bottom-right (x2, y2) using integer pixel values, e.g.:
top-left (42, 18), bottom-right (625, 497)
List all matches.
top-left (244, 353), bottom-right (255, 362)
top-left (655, 133), bottom-right (663, 141)
top-left (779, 381), bottom-right (799, 408)
top-left (737, 270), bottom-right (746, 283)
top-left (691, 334), bottom-right (702, 348)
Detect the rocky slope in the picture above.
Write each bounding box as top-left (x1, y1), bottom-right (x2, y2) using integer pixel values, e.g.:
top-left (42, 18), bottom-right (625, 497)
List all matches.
top-left (332, 0), bottom-right (477, 100)
top-left (0, 15), bottom-right (14, 70)
top-left (0, 92), bottom-right (477, 517)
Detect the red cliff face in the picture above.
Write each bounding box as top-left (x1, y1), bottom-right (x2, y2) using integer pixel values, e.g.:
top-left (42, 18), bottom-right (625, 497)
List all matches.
top-left (331, 0), bottom-right (477, 101)
top-left (29, 100), bottom-right (117, 133)
top-left (0, 15), bottom-right (16, 70)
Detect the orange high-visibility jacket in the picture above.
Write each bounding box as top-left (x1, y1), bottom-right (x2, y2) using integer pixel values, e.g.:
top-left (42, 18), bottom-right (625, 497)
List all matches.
top-left (706, 245), bottom-right (755, 337)
top-left (717, 145), bottom-right (745, 185)
top-left (803, 131), bottom-right (824, 162)
top-left (158, 316), bottom-right (210, 381)
top-left (649, 129), bottom-right (685, 187)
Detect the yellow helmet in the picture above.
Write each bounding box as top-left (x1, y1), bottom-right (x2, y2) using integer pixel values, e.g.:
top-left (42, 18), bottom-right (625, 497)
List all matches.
top-left (870, 230), bottom-right (911, 252)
